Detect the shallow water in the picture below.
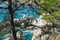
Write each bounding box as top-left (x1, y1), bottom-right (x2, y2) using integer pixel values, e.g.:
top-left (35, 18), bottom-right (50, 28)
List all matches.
top-left (0, 5), bottom-right (40, 22)
top-left (18, 29), bottom-right (32, 40)
top-left (0, 9), bottom-right (9, 22)
top-left (14, 5), bottom-right (40, 19)
top-left (0, 3), bottom-right (40, 40)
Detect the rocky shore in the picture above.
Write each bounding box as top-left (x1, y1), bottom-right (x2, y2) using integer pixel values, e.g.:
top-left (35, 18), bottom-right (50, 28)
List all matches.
top-left (0, 16), bottom-right (60, 40)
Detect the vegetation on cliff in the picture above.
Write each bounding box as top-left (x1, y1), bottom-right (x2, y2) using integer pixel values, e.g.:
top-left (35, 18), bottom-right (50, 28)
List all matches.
top-left (38, 0), bottom-right (60, 22)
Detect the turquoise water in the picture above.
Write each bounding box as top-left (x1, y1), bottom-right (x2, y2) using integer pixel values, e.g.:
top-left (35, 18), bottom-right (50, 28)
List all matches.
top-left (0, 29), bottom-right (11, 40)
top-left (18, 29), bottom-right (32, 40)
top-left (14, 5), bottom-right (40, 19)
top-left (0, 9), bottom-right (9, 22)
top-left (0, 28), bottom-right (11, 40)
top-left (0, 3), bottom-right (40, 40)
top-left (24, 32), bottom-right (32, 40)
top-left (0, 4), bottom-right (40, 22)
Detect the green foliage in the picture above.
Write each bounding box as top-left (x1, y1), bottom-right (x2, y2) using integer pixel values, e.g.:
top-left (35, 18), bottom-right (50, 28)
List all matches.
top-left (38, 0), bottom-right (60, 22)
top-left (43, 10), bottom-right (60, 22)
top-left (38, 0), bottom-right (59, 13)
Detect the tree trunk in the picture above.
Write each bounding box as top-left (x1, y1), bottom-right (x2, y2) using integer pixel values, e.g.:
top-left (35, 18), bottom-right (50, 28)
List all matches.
top-left (8, 0), bottom-right (17, 40)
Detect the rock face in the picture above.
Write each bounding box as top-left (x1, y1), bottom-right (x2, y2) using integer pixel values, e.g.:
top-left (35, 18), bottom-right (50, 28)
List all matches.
top-left (14, 16), bottom-right (47, 28)
top-left (16, 31), bottom-right (21, 39)
top-left (1, 16), bottom-right (60, 40)
top-left (4, 33), bottom-right (14, 40)
top-left (32, 19), bottom-right (47, 27)
top-left (0, 1), bottom-right (8, 8)
top-left (32, 28), bottom-right (42, 40)
top-left (13, 17), bottom-right (49, 40)
top-left (41, 34), bottom-right (50, 40)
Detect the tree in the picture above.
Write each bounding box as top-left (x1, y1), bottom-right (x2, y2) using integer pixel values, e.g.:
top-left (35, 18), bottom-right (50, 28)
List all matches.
top-left (37, 0), bottom-right (60, 21)
top-left (38, 0), bottom-right (60, 14)
top-left (8, 0), bottom-right (17, 40)
top-left (0, 0), bottom-right (41, 40)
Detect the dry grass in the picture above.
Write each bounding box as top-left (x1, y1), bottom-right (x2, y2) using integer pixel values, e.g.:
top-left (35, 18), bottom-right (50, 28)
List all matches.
top-left (48, 34), bottom-right (60, 40)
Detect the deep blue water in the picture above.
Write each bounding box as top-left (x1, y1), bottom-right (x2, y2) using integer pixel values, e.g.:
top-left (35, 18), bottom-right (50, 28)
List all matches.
top-left (0, 3), bottom-right (40, 40)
